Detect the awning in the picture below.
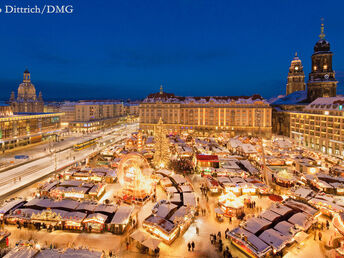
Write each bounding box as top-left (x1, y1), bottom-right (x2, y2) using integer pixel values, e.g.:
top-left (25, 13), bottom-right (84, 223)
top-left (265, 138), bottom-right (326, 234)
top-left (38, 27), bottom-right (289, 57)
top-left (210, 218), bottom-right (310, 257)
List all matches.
top-left (214, 208), bottom-right (224, 215)
top-left (294, 231), bottom-right (308, 243)
top-left (142, 237), bottom-right (161, 250)
top-left (130, 230), bottom-right (150, 243)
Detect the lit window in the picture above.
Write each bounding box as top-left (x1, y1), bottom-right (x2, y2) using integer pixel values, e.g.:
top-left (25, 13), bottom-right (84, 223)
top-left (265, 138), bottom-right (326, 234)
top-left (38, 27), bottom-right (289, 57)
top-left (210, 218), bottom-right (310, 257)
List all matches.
top-left (323, 65), bottom-right (328, 70)
top-left (313, 66), bottom-right (317, 71)
top-left (295, 66), bottom-right (299, 71)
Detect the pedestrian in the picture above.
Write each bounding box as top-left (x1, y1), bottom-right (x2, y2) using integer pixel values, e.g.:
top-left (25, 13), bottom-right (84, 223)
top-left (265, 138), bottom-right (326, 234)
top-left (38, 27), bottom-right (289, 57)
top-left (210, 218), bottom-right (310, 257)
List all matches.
top-left (321, 222), bottom-right (324, 230)
top-left (188, 242), bottom-right (191, 251)
top-left (225, 228), bottom-right (229, 239)
top-left (218, 231), bottom-right (221, 239)
top-left (126, 241), bottom-right (129, 251)
top-left (326, 220), bottom-right (330, 230)
top-left (191, 241), bottom-right (195, 251)
top-left (319, 232), bottom-right (322, 241)
top-left (314, 231), bottom-right (317, 240)
top-left (109, 250), bottom-right (112, 257)
top-left (196, 226), bottom-right (199, 235)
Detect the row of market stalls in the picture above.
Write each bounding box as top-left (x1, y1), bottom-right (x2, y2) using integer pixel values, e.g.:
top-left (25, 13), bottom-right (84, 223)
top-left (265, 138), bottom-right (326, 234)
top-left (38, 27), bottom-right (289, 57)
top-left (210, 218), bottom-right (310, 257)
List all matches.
top-left (63, 167), bottom-right (117, 183)
top-left (39, 180), bottom-right (106, 201)
top-left (228, 199), bottom-right (318, 257)
top-left (305, 173), bottom-right (344, 195)
top-left (4, 246), bottom-right (102, 258)
top-left (0, 198), bottom-right (134, 235)
top-left (143, 169), bottom-right (197, 244)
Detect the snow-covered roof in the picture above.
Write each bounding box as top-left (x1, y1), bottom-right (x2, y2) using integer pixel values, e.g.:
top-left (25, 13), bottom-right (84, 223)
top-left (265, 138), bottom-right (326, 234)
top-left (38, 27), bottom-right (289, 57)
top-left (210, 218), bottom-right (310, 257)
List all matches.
top-left (258, 228), bottom-right (290, 252)
top-left (270, 90), bottom-right (307, 105)
top-left (143, 92), bottom-right (269, 105)
top-left (244, 217), bottom-right (271, 234)
top-left (111, 205), bottom-right (133, 224)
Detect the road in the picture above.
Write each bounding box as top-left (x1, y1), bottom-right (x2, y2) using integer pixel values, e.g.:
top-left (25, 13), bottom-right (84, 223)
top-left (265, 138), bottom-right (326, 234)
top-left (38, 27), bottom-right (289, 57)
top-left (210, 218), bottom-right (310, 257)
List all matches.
top-left (0, 123), bottom-right (138, 199)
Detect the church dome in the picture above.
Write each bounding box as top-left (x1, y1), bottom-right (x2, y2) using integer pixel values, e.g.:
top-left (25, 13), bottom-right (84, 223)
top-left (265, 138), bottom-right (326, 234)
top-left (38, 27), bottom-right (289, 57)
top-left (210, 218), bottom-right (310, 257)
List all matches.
top-left (17, 82), bottom-right (37, 101)
top-left (314, 39), bottom-right (330, 52)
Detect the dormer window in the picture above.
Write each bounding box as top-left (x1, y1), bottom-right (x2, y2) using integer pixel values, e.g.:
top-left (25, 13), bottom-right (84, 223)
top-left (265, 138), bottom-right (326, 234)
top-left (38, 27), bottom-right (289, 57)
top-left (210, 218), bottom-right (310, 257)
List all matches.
top-left (323, 64), bottom-right (328, 70)
top-left (314, 66), bottom-right (317, 71)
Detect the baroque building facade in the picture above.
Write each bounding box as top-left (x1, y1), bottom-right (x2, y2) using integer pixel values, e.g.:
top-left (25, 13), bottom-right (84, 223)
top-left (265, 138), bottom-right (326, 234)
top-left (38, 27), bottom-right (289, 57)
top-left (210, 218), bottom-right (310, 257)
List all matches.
top-left (307, 22), bottom-right (337, 102)
top-left (140, 87), bottom-right (272, 137)
top-left (10, 69), bottom-right (44, 113)
top-left (272, 22), bottom-right (339, 139)
top-left (286, 53), bottom-right (305, 95)
top-left (290, 97), bottom-right (344, 158)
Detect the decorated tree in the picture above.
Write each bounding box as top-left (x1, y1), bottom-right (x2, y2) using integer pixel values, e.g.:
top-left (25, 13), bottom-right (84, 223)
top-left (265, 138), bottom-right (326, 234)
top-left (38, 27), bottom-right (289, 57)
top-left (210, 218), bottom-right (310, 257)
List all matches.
top-left (152, 117), bottom-right (170, 168)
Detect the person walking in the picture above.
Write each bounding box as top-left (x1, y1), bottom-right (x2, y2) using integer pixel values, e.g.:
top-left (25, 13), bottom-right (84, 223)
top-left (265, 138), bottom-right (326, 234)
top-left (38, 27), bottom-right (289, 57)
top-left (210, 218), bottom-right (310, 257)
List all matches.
top-left (126, 241), bottom-right (129, 251)
top-left (326, 220), bottom-right (330, 230)
top-left (191, 241), bottom-right (195, 251)
top-left (319, 231), bottom-right (322, 241)
top-left (188, 242), bottom-right (191, 251)
top-left (218, 231), bottom-right (221, 239)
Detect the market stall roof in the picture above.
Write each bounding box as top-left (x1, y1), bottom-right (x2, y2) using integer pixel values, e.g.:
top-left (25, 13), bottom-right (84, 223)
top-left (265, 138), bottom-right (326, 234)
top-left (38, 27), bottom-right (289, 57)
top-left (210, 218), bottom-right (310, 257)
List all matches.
top-left (111, 205), bottom-right (133, 225)
top-left (76, 202), bottom-right (97, 212)
top-left (94, 204), bottom-right (117, 214)
top-left (179, 185), bottom-right (193, 193)
top-left (59, 180), bottom-right (82, 187)
top-left (156, 203), bottom-right (178, 218)
top-left (130, 229), bottom-right (151, 242)
top-left (268, 204), bottom-right (293, 217)
top-left (260, 210), bottom-right (281, 222)
top-left (288, 212), bottom-right (312, 230)
top-left (182, 193), bottom-right (196, 207)
top-left (50, 199), bottom-right (80, 211)
top-left (293, 188), bottom-right (314, 200)
top-left (24, 198), bottom-right (54, 209)
top-left (84, 213), bottom-right (108, 223)
top-left (171, 174), bottom-right (187, 185)
top-left (258, 228), bottom-right (291, 252)
top-left (165, 186), bottom-right (178, 194)
top-left (243, 217), bottom-right (272, 234)
top-left (142, 237), bottom-right (161, 250)
top-left (169, 206), bottom-right (190, 223)
top-left (229, 227), bottom-right (271, 255)
top-left (214, 208), bottom-right (224, 215)
top-left (294, 231), bottom-right (308, 243)
top-left (0, 199), bottom-right (25, 214)
top-left (284, 199), bottom-right (318, 216)
top-left (273, 221), bottom-right (296, 237)
top-left (3, 246), bottom-right (38, 258)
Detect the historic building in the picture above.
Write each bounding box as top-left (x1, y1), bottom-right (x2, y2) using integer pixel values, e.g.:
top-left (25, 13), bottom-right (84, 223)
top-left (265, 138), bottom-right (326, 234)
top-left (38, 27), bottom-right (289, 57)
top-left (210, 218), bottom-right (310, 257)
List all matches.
top-left (290, 97), bottom-right (344, 158)
top-left (64, 101), bottom-right (125, 132)
top-left (286, 53), bottom-right (306, 95)
top-left (10, 69), bottom-right (44, 113)
top-left (140, 87), bottom-right (272, 137)
top-left (307, 22), bottom-right (337, 102)
top-left (272, 21), bottom-right (339, 137)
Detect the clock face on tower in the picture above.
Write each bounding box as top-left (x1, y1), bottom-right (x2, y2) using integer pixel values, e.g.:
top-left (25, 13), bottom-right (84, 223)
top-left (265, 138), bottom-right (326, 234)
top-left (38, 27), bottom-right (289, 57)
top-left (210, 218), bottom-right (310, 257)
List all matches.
top-left (324, 74), bottom-right (329, 79)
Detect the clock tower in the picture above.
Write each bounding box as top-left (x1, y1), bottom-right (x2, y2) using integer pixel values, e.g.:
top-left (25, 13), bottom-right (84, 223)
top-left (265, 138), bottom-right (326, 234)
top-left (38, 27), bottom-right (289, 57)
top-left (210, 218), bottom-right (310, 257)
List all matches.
top-left (286, 52), bottom-right (305, 95)
top-left (307, 20), bottom-right (337, 102)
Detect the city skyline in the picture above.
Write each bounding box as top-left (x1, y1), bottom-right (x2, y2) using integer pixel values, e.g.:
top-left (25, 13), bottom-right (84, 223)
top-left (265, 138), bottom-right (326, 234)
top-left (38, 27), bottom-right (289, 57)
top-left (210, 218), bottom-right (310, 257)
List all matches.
top-left (0, 0), bottom-right (344, 101)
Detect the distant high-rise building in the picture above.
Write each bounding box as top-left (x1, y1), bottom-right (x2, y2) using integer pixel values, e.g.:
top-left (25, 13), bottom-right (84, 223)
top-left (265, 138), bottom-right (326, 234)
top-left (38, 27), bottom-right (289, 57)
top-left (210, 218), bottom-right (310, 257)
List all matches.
top-left (307, 21), bottom-right (337, 102)
top-left (286, 52), bottom-right (305, 95)
top-left (10, 69), bottom-right (44, 113)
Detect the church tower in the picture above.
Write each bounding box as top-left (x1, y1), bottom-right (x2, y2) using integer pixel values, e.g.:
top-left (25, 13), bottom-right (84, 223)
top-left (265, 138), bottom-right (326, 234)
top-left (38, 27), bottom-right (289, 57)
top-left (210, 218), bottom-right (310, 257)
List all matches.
top-left (286, 52), bottom-right (305, 95)
top-left (307, 20), bottom-right (337, 102)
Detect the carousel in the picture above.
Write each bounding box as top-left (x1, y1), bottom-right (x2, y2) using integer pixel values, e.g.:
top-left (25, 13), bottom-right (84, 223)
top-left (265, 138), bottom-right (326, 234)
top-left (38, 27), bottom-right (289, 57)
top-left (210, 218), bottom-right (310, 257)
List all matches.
top-left (274, 169), bottom-right (296, 187)
top-left (218, 191), bottom-right (244, 217)
top-left (118, 153), bottom-right (154, 204)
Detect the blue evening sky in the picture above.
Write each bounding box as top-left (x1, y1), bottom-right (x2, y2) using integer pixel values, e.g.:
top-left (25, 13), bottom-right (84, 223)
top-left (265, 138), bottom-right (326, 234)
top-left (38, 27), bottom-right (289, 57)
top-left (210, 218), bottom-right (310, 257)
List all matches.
top-left (0, 0), bottom-right (343, 100)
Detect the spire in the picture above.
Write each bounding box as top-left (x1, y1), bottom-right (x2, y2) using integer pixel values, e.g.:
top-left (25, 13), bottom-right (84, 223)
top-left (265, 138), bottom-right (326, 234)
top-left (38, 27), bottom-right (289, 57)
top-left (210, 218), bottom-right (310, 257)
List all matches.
top-left (160, 84), bottom-right (163, 95)
top-left (10, 91), bottom-right (15, 102)
top-left (38, 91), bottom-right (43, 101)
top-left (23, 69), bottom-right (31, 83)
top-left (293, 52), bottom-right (299, 60)
top-left (319, 18), bottom-right (325, 39)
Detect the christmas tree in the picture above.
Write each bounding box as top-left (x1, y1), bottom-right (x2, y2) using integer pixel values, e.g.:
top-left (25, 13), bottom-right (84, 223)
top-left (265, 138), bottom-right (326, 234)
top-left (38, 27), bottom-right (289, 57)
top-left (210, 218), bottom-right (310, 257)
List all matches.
top-left (153, 117), bottom-right (170, 168)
